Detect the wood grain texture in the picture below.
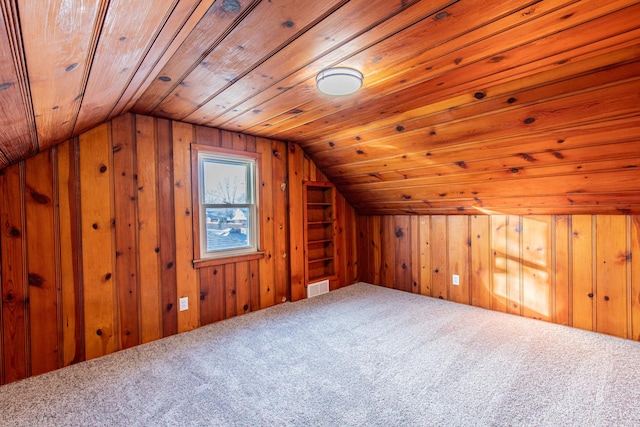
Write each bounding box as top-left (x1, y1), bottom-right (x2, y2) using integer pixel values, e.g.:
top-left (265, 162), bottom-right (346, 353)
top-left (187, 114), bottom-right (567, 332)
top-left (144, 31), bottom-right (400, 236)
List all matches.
top-left (1, 0), bottom-right (639, 218)
top-left (506, 215), bottom-right (522, 316)
top-left (74, 0), bottom-right (177, 134)
top-left (256, 138), bottom-right (275, 308)
top-left (554, 215), bottom-right (570, 326)
top-left (418, 216), bottom-right (431, 296)
top-left (430, 216), bottom-right (447, 299)
top-left (271, 140), bottom-right (289, 302)
top-left (595, 215), bottom-right (628, 338)
top-left (287, 142), bottom-right (305, 302)
top-left (572, 215), bottom-right (595, 332)
top-left (0, 1), bottom-right (36, 164)
top-left (470, 215), bottom-right (491, 309)
top-left (393, 216), bottom-right (411, 292)
top-left (112, 114), bottom-right (140, 349)
top-left (199, 266), bottom-right (225, 326)
top-left (521, 216), bottom-right (552, 322)
top-left (447, 216), bottom-right (470, 305)
top-left (56, 139), bottom-right (84, 366)
top-left (0, 113), bottom-right (361, 384)
top-left (153, 0), bottom-right (348, 120)
top-left (25, 150), bottom-right (59, 375)
top-left (380, 215), bottom-right (396, 288)
top-left (172, 121), bottom-right (199, 332)
top-left (0, 163), bottom-right (28, 382)
top-left (156, 118), bottom-right (178, 337)
top-left (358, 212), bottom-right (640, 342)
top-left (135, 115), bottom-right (162, 344)
top-left (79, 123), bottom-right (116, 360)
top-left (491, 215), bottom-right (508, 313)
top-left (17, 0), bottom-right (104, 147)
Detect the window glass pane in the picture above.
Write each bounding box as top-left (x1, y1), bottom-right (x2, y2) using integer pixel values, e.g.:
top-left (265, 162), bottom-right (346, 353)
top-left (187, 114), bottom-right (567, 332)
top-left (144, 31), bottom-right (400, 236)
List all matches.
top-left (205, 207), bottom-right (250, 252)
top-left (202, 160), bottom-right (249, 204)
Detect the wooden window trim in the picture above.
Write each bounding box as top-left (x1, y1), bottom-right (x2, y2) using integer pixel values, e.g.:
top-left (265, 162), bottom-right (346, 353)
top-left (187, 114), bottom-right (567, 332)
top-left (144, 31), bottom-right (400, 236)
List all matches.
top-left (193, 251), bottom-right (265, 268)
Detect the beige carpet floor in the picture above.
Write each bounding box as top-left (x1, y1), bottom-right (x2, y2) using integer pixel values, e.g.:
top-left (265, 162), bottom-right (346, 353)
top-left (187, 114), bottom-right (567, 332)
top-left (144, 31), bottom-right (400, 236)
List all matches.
top-left (1, 282), bottom-right (639, 426)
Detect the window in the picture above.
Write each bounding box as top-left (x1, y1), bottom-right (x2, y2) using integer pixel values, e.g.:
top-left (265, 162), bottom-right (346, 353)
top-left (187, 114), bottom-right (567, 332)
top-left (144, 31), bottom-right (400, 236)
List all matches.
top-left (192, 145), bottom-right (261, 262)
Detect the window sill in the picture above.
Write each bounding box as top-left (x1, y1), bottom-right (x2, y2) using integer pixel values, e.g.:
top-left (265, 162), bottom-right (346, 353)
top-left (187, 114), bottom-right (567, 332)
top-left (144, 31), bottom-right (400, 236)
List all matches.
top-left (193, 251), bottom-right (265, 268)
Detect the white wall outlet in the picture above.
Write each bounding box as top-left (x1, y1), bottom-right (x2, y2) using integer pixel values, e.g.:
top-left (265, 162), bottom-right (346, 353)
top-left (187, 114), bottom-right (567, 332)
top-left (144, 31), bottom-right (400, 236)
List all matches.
top-left (452, 274), bottom-right (460, 286)
top-left (179, 296), bottom-right (188, 311)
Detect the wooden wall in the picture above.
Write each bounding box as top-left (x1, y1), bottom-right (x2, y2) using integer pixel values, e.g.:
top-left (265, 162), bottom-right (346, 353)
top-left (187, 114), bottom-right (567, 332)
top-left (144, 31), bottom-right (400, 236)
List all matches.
top-left (0, 113), bottom-right (357, 385)
top-left (357, 214), bottom-right (640, 341)
top-left (288, 143), bottom-right (358, 301)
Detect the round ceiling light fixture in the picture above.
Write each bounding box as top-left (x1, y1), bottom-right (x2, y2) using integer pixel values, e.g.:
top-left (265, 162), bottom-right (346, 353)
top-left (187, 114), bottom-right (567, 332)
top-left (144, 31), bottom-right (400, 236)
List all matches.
top-left (316, 67), bottom-right (363, 96)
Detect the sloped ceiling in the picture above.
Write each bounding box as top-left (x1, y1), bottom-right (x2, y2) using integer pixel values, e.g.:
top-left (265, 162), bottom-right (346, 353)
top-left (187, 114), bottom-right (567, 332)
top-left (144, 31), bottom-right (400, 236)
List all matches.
top-left (1, 0), bottom-right (639, 214)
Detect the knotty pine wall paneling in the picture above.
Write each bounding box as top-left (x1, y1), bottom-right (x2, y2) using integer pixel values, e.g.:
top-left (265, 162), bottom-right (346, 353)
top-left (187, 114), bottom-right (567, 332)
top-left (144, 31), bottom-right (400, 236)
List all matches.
top-left (25, 150), bottom-right (58, 376)
top-left (287, 143), bottom-right (306, 302)
top-left (256, 138), bottom-right (277, 309)
top-left (135, 115), bottom-right (163, 344)
top-left (172, 121), bottom-right (199, 333)
top-left (79, 123), bottom-right (117, 361)
top-left (156, 118), bottom-right (178, 337)
top-left (0, 113), bottom-right (358, 385)
top-left (57, 139), bottom-right (84, 367)
top-left (358, 214), bottom-right (640, 341)
top-left (1, 162), bottom-right (28, 382)
top-left (288, 143), bottom-right (358, 301)
top-left (112, 114), bottom-right (140, 350)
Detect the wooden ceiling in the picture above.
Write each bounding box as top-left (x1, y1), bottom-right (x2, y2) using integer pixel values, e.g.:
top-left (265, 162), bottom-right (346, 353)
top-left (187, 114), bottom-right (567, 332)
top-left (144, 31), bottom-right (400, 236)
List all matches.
top-left (1, 0), bottom-right (639, 214)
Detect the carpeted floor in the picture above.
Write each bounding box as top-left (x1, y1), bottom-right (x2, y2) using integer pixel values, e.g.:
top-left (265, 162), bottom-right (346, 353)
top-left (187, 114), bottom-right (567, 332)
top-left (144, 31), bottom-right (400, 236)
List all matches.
top-left (1, 282), bottom-right (639, 426)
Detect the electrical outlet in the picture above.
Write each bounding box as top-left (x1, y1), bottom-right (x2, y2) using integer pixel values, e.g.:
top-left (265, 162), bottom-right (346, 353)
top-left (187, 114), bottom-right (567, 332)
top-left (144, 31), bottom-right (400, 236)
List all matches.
top-left (452, 274), bottom-right (460, 286)
top-left (179, 296), bottom-right (188, 311)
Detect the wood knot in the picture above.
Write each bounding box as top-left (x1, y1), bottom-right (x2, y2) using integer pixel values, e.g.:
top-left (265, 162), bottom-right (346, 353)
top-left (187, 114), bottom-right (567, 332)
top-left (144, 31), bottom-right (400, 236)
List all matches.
top-left (99, 164), bottom-right (107, 173)
top-left (28, 273), bottom-right (46, 288)
top-left (223, 0), bottom-right (241, 12)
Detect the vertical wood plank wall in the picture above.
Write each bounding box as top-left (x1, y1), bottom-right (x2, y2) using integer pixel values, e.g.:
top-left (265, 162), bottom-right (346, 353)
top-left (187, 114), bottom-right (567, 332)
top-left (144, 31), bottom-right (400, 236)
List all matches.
top-left (288, 143), bottom-right (358, 301)
top-left (0, 113), bottom-right (357, 385)
top-left (357, 214), bottom-right (640, 342)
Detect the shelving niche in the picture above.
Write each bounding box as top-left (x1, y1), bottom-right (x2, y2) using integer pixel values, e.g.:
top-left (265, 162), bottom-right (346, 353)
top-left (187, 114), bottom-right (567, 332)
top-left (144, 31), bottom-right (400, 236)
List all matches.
top-left (303, 181), bottom-right (336, 284)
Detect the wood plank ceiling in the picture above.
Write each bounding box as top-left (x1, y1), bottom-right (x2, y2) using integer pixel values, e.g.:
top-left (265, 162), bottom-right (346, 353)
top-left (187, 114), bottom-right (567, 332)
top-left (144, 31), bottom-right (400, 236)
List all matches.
top-left (1, 0), bottom-right (639, 215)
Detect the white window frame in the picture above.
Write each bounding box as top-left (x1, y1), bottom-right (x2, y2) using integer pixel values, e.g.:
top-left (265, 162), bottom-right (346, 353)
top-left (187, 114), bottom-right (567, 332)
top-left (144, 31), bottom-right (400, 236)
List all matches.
top-left (191, 144), bottom-right (261, 262)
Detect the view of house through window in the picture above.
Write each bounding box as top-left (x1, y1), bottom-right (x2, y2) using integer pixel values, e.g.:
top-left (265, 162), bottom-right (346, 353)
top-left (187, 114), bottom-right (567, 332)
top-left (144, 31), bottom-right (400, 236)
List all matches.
top-left (199, 151), bottom-right (258, 257)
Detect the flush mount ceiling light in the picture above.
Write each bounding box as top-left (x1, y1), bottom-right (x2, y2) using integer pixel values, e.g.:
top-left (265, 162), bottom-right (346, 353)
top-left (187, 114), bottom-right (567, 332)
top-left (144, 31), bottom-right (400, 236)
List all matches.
top-left (316, 67), bottom-right (363, 96)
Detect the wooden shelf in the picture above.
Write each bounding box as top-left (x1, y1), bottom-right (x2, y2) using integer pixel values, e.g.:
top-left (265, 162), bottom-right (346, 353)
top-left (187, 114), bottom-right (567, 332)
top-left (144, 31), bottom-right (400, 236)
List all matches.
top-left (303, 181), bottom-right (336, 285)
